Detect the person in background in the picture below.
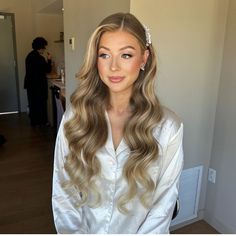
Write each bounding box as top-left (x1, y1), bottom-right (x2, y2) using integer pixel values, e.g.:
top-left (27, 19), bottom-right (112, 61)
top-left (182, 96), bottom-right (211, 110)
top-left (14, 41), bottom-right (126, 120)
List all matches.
top-left (24, 37), bottom-right (52, 127)
top-left (52, 13), bottom-right (184, 234)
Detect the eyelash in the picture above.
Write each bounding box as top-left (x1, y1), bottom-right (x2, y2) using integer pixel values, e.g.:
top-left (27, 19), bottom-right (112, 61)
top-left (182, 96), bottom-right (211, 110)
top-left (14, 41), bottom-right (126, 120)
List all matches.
top-left (98, 53), bottom-right (110, 59)
top-left (98, 53), bottom-right (133, 59)
top-left (121, 54), bottom-right (132, 59)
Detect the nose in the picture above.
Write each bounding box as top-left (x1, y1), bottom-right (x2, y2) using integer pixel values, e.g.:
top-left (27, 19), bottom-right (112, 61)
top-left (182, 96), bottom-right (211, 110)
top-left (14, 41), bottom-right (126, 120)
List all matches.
top-left (110, 57), bottom-right (120, 71)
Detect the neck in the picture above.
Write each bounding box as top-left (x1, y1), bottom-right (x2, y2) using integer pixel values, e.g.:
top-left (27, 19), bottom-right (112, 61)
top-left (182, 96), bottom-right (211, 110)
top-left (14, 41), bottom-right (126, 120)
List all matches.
top-left (108, 92), bottom-right (131, 115)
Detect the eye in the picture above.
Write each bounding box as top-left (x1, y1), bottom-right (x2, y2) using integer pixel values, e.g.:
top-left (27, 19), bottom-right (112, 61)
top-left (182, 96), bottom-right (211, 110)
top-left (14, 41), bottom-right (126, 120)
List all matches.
top-left (121, 53), bottom-right (132, 59)
top-left (98, 53), bottom-right (110, 59)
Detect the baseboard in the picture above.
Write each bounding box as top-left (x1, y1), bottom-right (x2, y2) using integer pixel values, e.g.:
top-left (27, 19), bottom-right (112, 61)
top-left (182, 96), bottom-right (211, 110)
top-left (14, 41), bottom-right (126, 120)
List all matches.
top-left (170, 209), bottom-right (204, 231)
top-left (204, 211), bottom-right (236, 234)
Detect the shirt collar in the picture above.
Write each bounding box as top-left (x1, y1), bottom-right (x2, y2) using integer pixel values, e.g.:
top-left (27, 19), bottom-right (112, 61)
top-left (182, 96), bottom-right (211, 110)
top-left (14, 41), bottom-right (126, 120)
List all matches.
top-left (104, 111), bottom-right (129, 157)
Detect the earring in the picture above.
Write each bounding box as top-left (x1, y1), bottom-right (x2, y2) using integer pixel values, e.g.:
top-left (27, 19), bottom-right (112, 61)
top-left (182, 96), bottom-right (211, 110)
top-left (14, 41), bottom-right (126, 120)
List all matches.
top-left (140, 64), bottom-right (145, 71)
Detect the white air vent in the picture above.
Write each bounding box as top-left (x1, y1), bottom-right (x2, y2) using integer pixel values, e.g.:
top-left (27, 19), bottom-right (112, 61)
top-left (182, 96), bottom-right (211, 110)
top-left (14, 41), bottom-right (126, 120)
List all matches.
top-left (171, 165), bottom-right (203, 226)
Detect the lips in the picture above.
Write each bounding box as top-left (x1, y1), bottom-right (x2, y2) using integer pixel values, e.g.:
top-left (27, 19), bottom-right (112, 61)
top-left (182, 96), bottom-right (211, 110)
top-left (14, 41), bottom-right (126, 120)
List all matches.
top-left (108, 76), bottom-right (125, 83)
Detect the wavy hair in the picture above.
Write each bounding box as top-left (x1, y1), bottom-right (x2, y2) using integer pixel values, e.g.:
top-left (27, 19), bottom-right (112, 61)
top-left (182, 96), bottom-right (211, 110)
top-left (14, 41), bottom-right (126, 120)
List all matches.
top-left (64, 12), bottom-right (163, 213)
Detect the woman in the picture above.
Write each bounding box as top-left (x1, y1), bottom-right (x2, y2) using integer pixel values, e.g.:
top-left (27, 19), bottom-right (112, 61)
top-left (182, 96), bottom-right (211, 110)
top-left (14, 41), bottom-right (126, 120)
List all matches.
top-left (52, 13), bottom-right (183, 234)
top-left (24, 37), bottom-right (52, 126)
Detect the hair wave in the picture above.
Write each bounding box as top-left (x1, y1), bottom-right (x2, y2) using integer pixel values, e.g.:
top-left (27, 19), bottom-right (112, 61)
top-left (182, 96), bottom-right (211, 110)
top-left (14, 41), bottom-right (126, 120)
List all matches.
top-left (64, 13), bottom-right (163, 213)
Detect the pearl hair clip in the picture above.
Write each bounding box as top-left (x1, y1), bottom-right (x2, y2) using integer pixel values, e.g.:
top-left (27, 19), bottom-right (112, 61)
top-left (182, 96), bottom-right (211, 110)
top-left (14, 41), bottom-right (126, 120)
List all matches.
top-left (143, 25), bottom-right (152, 47)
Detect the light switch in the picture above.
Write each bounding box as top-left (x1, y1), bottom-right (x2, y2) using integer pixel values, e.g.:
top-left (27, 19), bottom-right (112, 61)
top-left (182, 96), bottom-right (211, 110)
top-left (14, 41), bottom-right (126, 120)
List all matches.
top-left (69, 37), bottom-right (75, 50)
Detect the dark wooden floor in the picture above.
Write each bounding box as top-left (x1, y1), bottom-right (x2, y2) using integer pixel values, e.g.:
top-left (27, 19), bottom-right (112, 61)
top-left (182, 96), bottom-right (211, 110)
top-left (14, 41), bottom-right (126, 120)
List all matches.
top-left (0, 113), bottom-right (219, 234)
top-left (0, 113), bottom-right (57, 233)
top-left (171, 220), bottom-right (219, 234)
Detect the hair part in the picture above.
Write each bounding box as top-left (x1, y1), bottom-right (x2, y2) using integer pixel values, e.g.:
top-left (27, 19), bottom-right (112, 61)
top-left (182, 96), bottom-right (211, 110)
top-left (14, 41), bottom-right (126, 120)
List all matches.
top-left (64, 12), bottom-right (163, 213)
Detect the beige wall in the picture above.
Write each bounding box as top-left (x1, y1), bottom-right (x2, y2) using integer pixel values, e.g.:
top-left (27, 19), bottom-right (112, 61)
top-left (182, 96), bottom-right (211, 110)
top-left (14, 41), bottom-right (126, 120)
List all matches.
top-left (31, 0), bottom-right (64, 71)
top-left (0, 0), bottom-right (33, 111)
top-left (205, 0), bottom-right (236, 233)
top-left (35, 13), bottom-right (64, 71)
top-left (30, 0), bottom-right (56, 12)
top-left (63, 0), bottom-right (130, 105)
top-left (0, 0), bottom-right (64, 112)
top-left (130, 0), bottom-right (228, 227)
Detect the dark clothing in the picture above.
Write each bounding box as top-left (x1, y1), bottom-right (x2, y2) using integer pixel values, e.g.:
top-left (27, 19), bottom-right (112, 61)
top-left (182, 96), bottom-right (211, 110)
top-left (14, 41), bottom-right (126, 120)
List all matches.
top-left (24, 50), bottom-right (51, 126)
top-left (0, 134), bottom-right (6, 145)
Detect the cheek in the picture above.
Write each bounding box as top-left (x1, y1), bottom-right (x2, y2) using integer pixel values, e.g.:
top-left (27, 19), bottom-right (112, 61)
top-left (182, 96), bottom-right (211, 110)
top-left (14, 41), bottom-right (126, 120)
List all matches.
top-left (97, 60), bottom-right (106, 78)
top-left (125, 60), bottom-right (142, 74)
top-left (97, 60), bottom-right (102, 73)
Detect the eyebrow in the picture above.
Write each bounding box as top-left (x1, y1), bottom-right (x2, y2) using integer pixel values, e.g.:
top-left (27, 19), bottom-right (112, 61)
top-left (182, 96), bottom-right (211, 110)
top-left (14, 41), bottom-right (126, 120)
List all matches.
top-left (98, 45), bottom-right (136, 51)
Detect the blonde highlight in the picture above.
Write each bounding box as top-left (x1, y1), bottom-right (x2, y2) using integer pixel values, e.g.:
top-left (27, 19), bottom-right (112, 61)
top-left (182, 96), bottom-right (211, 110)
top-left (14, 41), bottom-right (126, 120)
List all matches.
top-left (64, 13), bottom-right (163, 213)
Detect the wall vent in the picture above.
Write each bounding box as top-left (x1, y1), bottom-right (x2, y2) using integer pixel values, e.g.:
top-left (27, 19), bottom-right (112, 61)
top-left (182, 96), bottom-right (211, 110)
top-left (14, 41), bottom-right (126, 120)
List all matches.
top-left (171, 165), bottom-right (203, 226)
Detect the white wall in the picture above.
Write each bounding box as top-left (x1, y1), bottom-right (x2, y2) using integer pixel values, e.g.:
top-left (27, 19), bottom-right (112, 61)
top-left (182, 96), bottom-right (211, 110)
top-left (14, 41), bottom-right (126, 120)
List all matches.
top-left (63, 0), bottom-right (130, 106)
top-left (130, 0), bottom-right (228, 226)
top-left (205, 0), bottom-right (236, 233)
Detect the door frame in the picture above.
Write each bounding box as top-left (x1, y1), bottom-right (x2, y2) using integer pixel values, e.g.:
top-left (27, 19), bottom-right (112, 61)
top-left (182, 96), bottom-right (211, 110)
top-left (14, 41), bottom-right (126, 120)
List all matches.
top-left (0, 12), bottom-right (20, 113)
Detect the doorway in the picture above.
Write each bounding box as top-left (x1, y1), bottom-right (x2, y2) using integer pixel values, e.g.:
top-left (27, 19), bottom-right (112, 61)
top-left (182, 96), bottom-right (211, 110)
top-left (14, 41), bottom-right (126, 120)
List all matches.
top-left (0, 12), bottom-right (20, 114)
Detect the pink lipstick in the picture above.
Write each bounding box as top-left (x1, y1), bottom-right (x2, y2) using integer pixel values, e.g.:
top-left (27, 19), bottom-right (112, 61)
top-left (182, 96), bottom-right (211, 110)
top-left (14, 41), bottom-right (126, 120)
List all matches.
top-left (108, 76), bottom-right (125, 83)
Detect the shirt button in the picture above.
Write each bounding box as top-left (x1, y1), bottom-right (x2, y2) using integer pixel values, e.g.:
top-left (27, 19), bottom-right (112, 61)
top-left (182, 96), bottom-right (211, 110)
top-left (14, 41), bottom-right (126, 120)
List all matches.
top-left (109, 159), bottom-right (116, 165)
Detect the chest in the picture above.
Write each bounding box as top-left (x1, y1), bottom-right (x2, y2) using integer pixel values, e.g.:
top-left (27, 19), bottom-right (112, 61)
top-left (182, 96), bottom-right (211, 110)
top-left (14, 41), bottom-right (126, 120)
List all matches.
top-left (108, 112), bottom-right (128, 150)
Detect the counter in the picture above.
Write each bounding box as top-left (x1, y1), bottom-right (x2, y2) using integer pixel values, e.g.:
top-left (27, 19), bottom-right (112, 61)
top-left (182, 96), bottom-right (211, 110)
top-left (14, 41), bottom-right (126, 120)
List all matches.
top-left (47, 73), bottom-right (66, 128)
top-left (47, 72), bottom-right (65, 97)
top-left (48, 79), bottom-right (65, 98)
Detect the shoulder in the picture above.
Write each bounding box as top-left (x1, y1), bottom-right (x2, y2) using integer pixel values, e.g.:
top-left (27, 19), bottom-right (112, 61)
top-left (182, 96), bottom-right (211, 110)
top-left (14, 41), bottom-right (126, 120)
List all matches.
top-left (55, 107), bottom-right (74, 149)
top-left (26, 50), bottom-right (34, 59)
top-left (26, 50), bottom-right (39, 61)
top-left (60, 105), bottom-right (75, 127)
top-left (153, 106), bottom-right (183, 144)
top-left (161, 106), bottom-right (182, 130)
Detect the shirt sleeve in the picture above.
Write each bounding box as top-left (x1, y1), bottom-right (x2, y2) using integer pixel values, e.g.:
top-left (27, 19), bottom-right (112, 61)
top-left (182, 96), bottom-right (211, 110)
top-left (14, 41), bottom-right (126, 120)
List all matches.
top-left (137, 122), bottom-right (184, 234)
top-left (52, 113), bottom-right (88, 234)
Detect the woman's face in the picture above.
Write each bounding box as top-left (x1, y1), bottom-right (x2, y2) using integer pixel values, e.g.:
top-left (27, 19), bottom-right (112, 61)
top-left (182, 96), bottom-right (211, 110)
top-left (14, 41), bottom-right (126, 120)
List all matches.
top-left (97, 30), bottom-right (149, 96)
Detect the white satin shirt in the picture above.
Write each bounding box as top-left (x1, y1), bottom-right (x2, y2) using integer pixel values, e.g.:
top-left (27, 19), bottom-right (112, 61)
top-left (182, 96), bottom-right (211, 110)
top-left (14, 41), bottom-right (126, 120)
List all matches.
top-left (52, 107), bottom-right (184, 234)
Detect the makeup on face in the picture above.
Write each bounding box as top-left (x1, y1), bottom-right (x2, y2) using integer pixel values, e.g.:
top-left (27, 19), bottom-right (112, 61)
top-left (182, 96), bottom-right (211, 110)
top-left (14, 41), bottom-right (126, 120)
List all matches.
top-left (97, 30), bottom-right (147, 95)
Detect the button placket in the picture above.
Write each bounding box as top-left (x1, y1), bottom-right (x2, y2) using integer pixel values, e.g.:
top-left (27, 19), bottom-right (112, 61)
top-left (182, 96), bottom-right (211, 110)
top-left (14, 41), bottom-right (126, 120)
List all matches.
top-left (105, 155), bottom-right (119, 233)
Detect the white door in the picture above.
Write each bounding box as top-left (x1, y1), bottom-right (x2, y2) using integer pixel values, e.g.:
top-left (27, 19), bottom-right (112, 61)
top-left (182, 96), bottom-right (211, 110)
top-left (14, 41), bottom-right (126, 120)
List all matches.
top-left (0, 13), bottom-right (19, 114)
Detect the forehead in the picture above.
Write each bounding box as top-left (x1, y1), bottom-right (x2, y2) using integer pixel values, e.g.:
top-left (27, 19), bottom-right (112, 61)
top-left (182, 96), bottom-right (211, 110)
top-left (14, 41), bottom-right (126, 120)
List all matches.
top-left (99, 30), bottom-right (140, 48)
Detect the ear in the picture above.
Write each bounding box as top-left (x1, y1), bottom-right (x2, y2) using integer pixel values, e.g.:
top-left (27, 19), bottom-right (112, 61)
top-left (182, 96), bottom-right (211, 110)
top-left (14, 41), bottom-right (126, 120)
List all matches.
top-left (142, 49), bottom-right (150, 65)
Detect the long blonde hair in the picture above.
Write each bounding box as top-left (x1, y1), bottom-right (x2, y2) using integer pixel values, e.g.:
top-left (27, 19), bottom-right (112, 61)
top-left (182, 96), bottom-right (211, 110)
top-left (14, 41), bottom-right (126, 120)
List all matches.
top-left (64, 13), bottom-right (163, 213)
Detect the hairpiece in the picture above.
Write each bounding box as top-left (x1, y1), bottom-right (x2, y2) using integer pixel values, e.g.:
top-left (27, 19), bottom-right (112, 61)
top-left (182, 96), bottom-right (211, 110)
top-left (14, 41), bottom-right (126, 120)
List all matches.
top-left (143, 25), bottom-right (151, 47)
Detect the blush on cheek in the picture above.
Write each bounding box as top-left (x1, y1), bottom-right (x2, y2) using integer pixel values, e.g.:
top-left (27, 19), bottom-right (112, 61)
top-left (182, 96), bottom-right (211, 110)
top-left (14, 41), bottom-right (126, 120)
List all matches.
top-left (127, 62), bottom-right (142, 74)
